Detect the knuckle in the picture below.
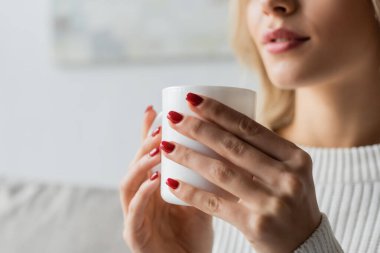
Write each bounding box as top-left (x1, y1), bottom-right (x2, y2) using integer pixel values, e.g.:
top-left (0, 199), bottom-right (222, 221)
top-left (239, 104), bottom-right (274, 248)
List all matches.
top-left (130, 158), bottom-right (143, 173)
top-left (269, 197), bottom-right (288, 215)
top-left (221, 135), bottom-right (246, 156)
top-left (139, 139), bottom-right (151, 154)
top-left (204, 195), bottom-right (221, 214)
top-left (209, 100), bottom-right (224, 118)
top-left (119, 175), bottom-right (136, 195)
top-left (119, 179), bottom-right (128, 193)
top-left (128, 201), bottom-right (138, 215)
top-left (210, 161), bottom-right (234, 184)
top-left (119, 179), bottom-right (135, 205)
top-left (182, 147), bottom-right (193, 164)
top-left (250, 176), bottom-right (260, 191)
top-left (275, 162), bottom-right (289, 174)
top-left (249, 214), bottom-right (273, 239)
top-left (282, 173), bottom-right (304, 198)
top-left (190, 117), bottom-right (204, 136)
top-left (180, 185), bottom-right (197, 204)
top-left (119, 177), bottom-right (134, 197)
top-left (238, 116), bottom-right (259, 135)
top-left (292, 149), bottom-right (313, 171)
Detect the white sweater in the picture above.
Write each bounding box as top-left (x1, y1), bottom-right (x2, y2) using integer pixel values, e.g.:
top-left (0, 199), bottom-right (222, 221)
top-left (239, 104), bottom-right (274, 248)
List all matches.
top-left (212, 143), bottom-right (380, 253)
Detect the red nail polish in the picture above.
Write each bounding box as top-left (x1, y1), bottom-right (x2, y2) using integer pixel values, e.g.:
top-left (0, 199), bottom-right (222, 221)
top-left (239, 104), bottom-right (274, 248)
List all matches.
top-left (167, 111), bottom-right (183, 124)
top-left (186, 93), bottom-right (204, 106)
top-left (151, 126), bottom-right (161, 137)
top-left (160, 141), bottom-right (175, 153)
top-left (166, 178), bottom-right (179, 189)
top-left (149, 147), bottom-right (160, 157)
top-left (145, 105), bottom-right (153, 113)
top-left (150, 172), bottom-right (159, 181)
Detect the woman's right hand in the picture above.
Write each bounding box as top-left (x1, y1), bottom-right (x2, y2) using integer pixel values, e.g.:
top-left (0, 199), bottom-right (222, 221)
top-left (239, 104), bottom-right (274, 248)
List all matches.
top-left (120, 106), bottom-right (214, 253)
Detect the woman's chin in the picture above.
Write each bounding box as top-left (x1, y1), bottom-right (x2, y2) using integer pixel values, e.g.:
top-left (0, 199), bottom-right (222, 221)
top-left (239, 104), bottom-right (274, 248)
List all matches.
top-left (264, 60), bottom-right (315, 90)
top-left (268, 75), bottom-right (301, 90)
top-left (267, 68), bottom-right (318, 90)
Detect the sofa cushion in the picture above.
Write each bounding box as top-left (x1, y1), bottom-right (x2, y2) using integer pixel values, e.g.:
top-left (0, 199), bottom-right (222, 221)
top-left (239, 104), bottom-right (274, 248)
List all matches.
top-left (0, 177), bottom-right (129, 253)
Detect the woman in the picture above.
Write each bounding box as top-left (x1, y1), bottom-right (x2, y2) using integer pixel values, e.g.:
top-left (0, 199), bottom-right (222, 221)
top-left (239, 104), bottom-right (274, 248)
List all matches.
top-left (120, 0), bottom-right (380, 252)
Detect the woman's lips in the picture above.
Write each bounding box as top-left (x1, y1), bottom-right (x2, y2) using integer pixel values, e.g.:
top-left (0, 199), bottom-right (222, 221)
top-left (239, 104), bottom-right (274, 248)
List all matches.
top-left (264, 38), bottom-right (310, 54)
top-left (262, 28), bottom-right (310, 54)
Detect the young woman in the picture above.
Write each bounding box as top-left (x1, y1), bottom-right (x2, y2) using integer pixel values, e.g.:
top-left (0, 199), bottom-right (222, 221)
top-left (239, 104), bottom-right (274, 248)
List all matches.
top-left (120, 0), bottom-right (380, 252)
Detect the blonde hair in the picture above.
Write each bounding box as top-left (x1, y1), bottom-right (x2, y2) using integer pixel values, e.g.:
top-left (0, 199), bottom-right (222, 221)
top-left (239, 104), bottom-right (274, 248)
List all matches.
top-left (229, 0), bottom-right (380, 131)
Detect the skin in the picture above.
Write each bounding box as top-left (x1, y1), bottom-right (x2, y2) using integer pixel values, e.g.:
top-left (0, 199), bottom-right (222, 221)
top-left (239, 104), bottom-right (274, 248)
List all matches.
top-left (121, 0), bottom-right (380, 252)
top-left (162, 98), bottom-right (321, 253)
top-left (120, 107), bottom-right (213, 253)
top-left (247, 0), bottom-right (380, 146)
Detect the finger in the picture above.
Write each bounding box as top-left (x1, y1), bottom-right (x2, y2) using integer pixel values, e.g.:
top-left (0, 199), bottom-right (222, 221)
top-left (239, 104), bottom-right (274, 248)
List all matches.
top-left (134, 125), bottom-right (162, 162)
top-left (126, 172), bottom-right (160, 229)
top-left (166, 178), bottom-right (248, 231)
top-left (141, 105), bottom-right (157, 141)
top-left (167, 114), bottom-right (282, 186)
top-left (185, 93), bottom-right (298, 161)
top-left (120, 148), bottom-right (161, 212)
top-left (161, 141), bottom-right (274, 202)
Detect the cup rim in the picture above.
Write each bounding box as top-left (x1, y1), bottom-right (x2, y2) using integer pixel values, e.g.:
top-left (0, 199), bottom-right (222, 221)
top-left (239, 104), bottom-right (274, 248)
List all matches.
top-left (163, 85), bottom-right (256, 94)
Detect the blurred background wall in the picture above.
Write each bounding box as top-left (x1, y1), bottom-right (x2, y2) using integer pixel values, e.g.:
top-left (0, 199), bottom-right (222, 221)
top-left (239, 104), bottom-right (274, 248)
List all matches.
top-left (0, 0), bottom-right (258, 188)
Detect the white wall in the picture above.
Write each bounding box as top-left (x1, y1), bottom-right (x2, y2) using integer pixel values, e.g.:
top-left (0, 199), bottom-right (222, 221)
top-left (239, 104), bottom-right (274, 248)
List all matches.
top-left (0, 0), bottom-right (258, 188)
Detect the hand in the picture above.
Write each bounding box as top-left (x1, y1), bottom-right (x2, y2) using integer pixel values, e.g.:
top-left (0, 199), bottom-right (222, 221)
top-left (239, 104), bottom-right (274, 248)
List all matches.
top-left (161, 93), bottom-right (322, 253)
top-left (120, 106), bottom-right (213, 253)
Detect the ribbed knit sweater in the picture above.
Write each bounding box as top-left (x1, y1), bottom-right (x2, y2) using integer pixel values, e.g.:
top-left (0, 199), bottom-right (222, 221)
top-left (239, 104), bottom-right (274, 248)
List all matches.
top-left (212, 143), bottom-right (380, 253)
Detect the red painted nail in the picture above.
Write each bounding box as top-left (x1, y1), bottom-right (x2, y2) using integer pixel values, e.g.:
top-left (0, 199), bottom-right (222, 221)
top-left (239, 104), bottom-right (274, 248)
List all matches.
top-left (150, 171), bottom-right (159, 181)
top-left (167, 111), bottom-right (183, 124)
top-left (149, 147), bottom-right (160, 157)
top-left (151, 126), bottom-right (161, 137)
top-left (160, 141), bottom-right (175, 153)
top-left (145, 105), bottom-right (153, 113)
top-left (166, 178), bottom-right (179, 189)
top-left (186, 93), bottom-right (204, 106)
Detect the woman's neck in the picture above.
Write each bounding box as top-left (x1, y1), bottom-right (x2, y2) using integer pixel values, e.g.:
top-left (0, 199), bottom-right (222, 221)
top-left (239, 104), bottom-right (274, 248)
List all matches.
top-left (277, 66), bottom-right (380, 148)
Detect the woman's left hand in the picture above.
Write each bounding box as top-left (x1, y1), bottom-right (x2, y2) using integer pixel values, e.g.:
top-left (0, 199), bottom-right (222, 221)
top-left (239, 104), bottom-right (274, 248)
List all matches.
top-left (161, 93), bottom-right (322, 253)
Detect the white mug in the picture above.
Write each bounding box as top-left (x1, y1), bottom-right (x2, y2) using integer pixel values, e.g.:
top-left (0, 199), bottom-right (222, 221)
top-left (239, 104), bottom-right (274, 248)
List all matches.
top-left (149, 85), bottom-right (256, 206)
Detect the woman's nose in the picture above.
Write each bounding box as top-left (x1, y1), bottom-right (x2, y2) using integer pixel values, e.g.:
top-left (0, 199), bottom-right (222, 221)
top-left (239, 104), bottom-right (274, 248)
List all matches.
top-left (260, 0), bottom-right (298, 17)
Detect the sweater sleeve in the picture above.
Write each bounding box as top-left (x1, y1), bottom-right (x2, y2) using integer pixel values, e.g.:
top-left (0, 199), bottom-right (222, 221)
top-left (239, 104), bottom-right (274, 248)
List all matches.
top-left (294, 213), bottom-right (344, 253)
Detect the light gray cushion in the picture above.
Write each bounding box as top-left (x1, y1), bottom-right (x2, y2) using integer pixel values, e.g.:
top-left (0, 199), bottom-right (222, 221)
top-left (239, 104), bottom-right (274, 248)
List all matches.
top-left (0, 177), bottom-right (129, 253)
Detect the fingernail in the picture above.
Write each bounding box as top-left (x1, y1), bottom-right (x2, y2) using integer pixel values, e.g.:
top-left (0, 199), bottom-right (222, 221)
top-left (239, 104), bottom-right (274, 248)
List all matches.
top-left (150, 171), bottom-right (159, 181)
top-left (160, 141), bottom-right (175, 153)
top-left (149, 147), bottom-right (160, 157)
top-left (167, 111), bottom-right (183, 124)
top-left (145, 105), bottom-right (153, 113)
top-left (186, 92), bottom-right (203, 106)
top-left (166, 178), bottom-right (179, 189)
top-left (151, 126), bottom-right (161, 137)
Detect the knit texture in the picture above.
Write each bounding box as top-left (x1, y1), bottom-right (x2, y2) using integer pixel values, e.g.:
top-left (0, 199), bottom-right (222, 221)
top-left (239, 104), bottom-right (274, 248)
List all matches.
top-left (212, 143), bottom-right (380, 253)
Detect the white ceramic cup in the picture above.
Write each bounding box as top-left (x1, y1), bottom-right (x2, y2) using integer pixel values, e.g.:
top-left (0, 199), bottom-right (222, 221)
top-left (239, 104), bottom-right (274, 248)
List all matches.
top-left (149, 85), bottom-right (256, 206)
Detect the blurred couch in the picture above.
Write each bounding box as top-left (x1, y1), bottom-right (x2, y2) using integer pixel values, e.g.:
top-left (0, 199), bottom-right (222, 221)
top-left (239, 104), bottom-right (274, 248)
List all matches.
top-left (0, 177), bottom-right (129, 253)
